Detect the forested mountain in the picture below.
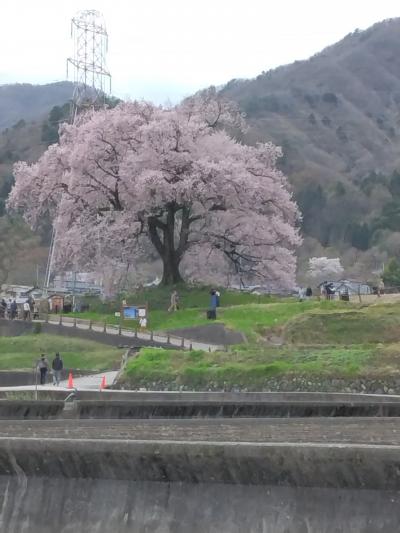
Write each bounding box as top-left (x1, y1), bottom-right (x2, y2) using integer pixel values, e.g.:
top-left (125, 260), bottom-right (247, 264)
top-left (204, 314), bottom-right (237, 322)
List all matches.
top-left (222, 18), bottom-right (400, 276)
top-left (0, 82), bottom-right (73, 130)
top-left (0, 101), bottom-right (70, 284)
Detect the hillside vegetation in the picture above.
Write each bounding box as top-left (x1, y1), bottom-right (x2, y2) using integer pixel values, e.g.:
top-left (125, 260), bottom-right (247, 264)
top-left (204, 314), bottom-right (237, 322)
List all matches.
top-left (0, 82), bottom-right (72, 130)
top-left (222, 18), bottom-right (400, 276)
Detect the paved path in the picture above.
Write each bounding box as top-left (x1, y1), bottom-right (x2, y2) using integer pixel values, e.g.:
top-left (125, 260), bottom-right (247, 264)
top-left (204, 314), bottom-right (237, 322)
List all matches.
top-left (59, 370), bottom-right (119, 390)
top-left (45, 317), bottom-right (223, 352)
top-left (0, 371), bottom-right (119, 392)
top-left (1, 417), bottom-right (400, 444)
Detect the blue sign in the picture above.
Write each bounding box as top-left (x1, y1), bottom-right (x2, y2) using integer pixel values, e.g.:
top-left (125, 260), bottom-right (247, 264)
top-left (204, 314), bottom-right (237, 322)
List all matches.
top-left (123, 306), bottom-right (138, 319)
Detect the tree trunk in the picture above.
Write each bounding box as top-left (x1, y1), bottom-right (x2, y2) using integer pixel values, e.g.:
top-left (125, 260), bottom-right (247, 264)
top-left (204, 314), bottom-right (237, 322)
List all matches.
top-left (161, 254), bottom-right (183, 285)
top-left (148, 204), bottom-right (190, 286)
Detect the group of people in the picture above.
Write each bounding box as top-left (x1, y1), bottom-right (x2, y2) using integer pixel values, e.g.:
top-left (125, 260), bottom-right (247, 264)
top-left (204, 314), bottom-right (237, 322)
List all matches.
top-left (297, 287), bottom-right (313, 301)
top-left (167, 289), bottom-right (221, 318)
top-left (0, 297), bottom-right (39, 320)
top-left (37, 353), bottom-right (64, 385)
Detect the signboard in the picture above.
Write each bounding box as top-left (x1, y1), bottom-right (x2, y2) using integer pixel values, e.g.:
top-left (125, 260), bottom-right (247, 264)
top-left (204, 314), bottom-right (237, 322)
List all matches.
top-left (121, 304), bottom-right (148, 321)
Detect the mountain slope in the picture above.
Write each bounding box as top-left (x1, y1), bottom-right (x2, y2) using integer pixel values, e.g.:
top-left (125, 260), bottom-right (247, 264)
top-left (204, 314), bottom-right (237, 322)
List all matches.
top-left (222, 18), bottom-right (400, 258)
top-left (0, 82), bottom-right (73, 130)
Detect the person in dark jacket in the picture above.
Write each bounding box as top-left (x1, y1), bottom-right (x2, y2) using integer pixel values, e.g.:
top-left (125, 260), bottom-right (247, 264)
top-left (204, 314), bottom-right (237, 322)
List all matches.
top-left (10, 299), bottom-right (17, 320)
top-left (207, 289), bottom-right (218, 319)
top-left (0, 299), bottom-right (6, 318)
top-left (51, 353), bottom-right (63, 386)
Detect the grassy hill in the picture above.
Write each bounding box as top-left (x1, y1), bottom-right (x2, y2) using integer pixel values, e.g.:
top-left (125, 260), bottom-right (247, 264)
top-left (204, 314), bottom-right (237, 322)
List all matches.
top-left (106, 287), bottom-right (400, 391)
top-left (0, 334), bottom-right (121, 371)
top-left (3, 285), bottom-right (400, 392)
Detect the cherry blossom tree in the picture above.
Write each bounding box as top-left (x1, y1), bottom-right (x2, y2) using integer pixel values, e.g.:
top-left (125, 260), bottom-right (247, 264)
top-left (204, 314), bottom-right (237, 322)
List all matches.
top-left (308, 256), bottom-right (344, 283)
top-left (8, 89), bottom-right (301, 287)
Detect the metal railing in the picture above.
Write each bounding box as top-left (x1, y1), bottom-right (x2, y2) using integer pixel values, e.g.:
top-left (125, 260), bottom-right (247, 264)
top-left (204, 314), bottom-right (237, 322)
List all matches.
top-left (42, 314), bottom-right (222, 352)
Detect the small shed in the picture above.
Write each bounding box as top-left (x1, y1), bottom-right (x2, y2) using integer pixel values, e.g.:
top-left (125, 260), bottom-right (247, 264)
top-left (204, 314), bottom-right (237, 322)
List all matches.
top-left (48, 294), bottom-right (65, 313)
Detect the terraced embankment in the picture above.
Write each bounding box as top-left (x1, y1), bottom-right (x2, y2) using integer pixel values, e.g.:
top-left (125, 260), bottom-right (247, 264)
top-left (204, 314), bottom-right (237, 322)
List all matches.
top-left (0, 393), bottom-right (399, 531)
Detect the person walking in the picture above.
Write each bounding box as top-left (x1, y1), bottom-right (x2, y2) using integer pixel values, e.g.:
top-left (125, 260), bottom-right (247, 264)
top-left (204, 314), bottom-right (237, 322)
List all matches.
top-left (37, 355), bottom-right (49, 385)
top-left (168, 290), bottom-right (179, 312)
top-left (51, 353), bottom-right (63, 386)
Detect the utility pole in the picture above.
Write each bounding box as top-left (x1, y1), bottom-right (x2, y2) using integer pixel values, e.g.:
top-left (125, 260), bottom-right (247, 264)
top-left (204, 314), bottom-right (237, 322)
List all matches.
top-left (44, 10), bottom-right (112, 295)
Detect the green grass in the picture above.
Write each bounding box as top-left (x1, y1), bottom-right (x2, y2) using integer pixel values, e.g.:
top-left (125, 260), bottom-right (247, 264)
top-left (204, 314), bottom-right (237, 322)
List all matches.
top-left (0, 334), bottom-right (122, 371)
top-left (219, 301), bottom-right (339, 337)
top-left (284, 302), bottom-right (400, 345)
top-left (31, 286), bottom-right (400, 389)
top-left (79, 285), bottom-right (280, 314)
top-left (71, 298), bottom-right (345, 339)
top-left (121, 344), bottom-right (378, 389)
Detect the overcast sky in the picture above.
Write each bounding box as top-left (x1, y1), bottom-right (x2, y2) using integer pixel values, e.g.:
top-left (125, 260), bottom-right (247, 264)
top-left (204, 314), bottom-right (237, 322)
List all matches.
top-left (1, 0), bottom-right (399, 103)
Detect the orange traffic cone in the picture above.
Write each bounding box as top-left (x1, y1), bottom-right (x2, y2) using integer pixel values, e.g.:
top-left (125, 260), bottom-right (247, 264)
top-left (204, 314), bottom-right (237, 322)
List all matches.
top-left (67, 372), bottom-right (74, 389)
top-left (100, 375), bottom-right (106, 390)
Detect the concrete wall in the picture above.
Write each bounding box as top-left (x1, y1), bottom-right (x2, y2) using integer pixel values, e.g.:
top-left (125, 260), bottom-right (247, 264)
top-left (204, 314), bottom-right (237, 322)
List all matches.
top-left (0, 438), bottom-right (399, 490)
top-left (2, 395), bottom-right (400, 419)
top-left (74, 399), bottom-right (400, 418)
top-left (0, 477), bottom-right (399, 533)
top-left (0, 401), bottom-right (64, 419)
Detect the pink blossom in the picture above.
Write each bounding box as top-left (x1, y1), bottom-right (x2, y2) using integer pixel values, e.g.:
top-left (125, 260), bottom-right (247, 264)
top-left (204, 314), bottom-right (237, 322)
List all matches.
top-left (8, 89), bottom-right (301, 287)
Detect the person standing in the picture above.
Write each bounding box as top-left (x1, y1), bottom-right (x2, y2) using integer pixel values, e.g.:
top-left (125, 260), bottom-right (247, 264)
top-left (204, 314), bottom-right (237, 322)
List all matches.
top-left (377, 279), bottom-right (385, 298)
top-left (51, 353), bottom-right (63, 386)
top-left (208, 289), bottom-right (218, 319)
top-left (6, 299), bottom-right (12, 319)
top-left (10, 299), bottom-right (17, 320)
top-left (0, 298), bottom-right (6, 318)
top-left (298, 287), bottom-right (306, 302)
top-left (33, 302), bottom-right (40, 320)
top-left (23, 300), bottom-right (31, 320)
top-left (215, 290), bottom-right (221, 307)
top-left (37, 355), bottom-right (49, 385)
